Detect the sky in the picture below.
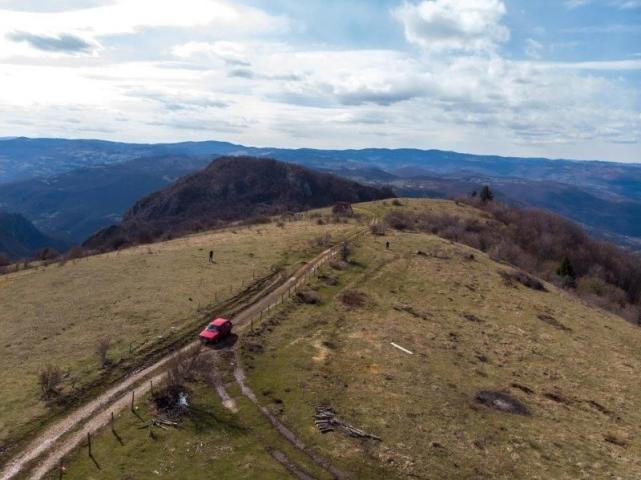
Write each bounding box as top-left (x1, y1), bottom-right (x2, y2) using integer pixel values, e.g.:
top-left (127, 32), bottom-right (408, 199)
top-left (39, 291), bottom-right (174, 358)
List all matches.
top-left (0, 0), bottom-right (639, 162)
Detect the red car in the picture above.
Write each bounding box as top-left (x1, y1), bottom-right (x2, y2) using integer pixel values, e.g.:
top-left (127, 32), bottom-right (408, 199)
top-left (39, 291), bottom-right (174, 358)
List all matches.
top-left (199, 318), bottom-right (233, 343)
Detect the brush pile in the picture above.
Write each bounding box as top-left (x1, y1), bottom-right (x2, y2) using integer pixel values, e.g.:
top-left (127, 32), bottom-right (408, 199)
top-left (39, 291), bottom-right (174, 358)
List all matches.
top-left (314, 405), bottom-right (381, 441)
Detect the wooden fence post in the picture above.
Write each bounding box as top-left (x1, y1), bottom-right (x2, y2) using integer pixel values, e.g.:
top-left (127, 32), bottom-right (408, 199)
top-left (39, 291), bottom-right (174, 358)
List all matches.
top-left (131, 391), bottom-right (135, 411)
top-left (111, 412), bottom-right (115, 432)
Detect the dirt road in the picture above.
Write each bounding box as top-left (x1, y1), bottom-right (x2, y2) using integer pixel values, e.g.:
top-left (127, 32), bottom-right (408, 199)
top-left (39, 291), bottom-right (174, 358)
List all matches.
top-left (0, 242), bottom-right (344, 480)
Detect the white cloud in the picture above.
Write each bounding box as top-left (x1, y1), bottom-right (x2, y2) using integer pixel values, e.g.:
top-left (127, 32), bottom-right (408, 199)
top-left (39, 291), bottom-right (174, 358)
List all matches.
top-left (393, 0), bottom-right (510, 53)
top-left (0, 0), bottom-right (286, 58)
top-left (0, 1), bottom-right (638, 162)
top-left (171, 41), bottom-right (250, 66)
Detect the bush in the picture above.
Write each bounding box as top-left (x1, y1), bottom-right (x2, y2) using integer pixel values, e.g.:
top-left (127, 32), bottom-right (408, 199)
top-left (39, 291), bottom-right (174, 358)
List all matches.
top-left (340, 242), bottom-right (351, 262)
top-left (332, 202), bottom-right (354, 216)
top-left (392, 199), bottom-right (403, 206)
top-left (480, 185), bottom-right (494, 203)
top-left (96, 337), bottom-right (112, 368)
top-left (500, 270), bottom-right (546, 291)
top-left (385, 211), bottom-right (414, 230)
top-left (313, 233), bottom-right (332, 247)
top-left (39, 365), bottom-right (63, 399)
top-left (370, 223), bottom-right (387, 236)
top-left (37, 248), bottom-right (60, 261)
top-left (297, 290), bottom-right (321, 305)
top-left (557, 256), bottom-right (576, 279)
top-left (65, 246), bottom-right (86, 260)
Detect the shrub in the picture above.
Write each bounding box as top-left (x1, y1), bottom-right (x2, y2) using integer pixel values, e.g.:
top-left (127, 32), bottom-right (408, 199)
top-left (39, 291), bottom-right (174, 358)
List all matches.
top-left (37, 248), bottom-right (60, 261)
top-left (392, 199), bottom-right (403, 206)
top-left (65, 246), bottom-right (86, 260)
top-left (556, 256), bottom-right (576, 279)
top-left (39, 365), bottom-right (63, 399)
top-left (313, 233), bottom-right (332, 247)
top-left (480, 185), bottom-right (494, 203)
top-left (370, 223), bottom-right (387, 236)
top-left (385, 211), bottom-right (414, 230)
top-left (96, 337), bottom-right (112, 368)
top-left (332, 202), bottom-right (354, 216)
top-left (500, 270), bottom-right (546, 291)
top-left (340, 242), bottom-right (351, 262)
top-left (297, 290), bottom-right (321, 305)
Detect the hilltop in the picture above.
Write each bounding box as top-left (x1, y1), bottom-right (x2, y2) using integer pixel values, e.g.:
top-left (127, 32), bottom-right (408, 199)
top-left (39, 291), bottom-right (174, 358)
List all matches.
top-left (84, 156), bottom-right (394, 251)
top-left (4, 198), bottom-right (638, 480)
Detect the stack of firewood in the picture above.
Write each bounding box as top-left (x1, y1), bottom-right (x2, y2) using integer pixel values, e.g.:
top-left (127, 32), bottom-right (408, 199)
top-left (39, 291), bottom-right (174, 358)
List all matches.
top-left (314, 405), bottom-right (337, 433)
top-left (314, 405), bottom-right (381, 441)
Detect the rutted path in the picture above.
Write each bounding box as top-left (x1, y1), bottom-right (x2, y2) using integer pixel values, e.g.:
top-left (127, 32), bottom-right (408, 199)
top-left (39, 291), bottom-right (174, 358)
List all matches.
top-left (233, 350), bottom-right (346, 480)
top-left (0, 240), bottom-right (350, 480)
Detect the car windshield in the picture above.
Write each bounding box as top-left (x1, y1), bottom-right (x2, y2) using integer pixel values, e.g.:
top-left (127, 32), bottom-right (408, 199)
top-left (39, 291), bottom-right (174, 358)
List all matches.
top-left (207, 324), bottom-right (220, 331)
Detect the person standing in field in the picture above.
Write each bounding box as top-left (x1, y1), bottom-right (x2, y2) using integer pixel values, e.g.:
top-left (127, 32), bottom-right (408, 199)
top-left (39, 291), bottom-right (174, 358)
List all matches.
top-left (209, 250), bottom-right (214, 263)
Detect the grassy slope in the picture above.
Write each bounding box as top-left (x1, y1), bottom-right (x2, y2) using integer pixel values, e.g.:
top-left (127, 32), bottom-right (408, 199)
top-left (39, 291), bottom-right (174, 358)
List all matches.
top-left (45, 199), bottom-right (641, 479)
top-left (241, 199), bottom-right (641, 479)
top-left (53, 383), bottom-right (332, 480)
top-left (0, 215), bottom-right (358, 447)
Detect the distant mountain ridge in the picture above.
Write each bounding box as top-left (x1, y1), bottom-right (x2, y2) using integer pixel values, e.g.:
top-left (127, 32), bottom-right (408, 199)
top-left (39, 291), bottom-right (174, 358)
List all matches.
top-left (83, 156), bottom-right (395, 251)
top-left (1, 137), bottom-right (640, 249)
top-left (0, 212), bottom-right (67, 259)
top-left (0, 155), bottom-right (212, 242)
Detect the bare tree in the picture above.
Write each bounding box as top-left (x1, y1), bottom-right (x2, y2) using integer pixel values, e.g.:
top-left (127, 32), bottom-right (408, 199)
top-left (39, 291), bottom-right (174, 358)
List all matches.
top-left (38, 365), bottom-right (63, 399)
top-left (96, 337), bottom-right (112, 368)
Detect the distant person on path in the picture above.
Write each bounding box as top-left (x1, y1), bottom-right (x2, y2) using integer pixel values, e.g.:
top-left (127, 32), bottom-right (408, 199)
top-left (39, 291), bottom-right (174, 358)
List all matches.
top-left (386, 241), bottom-right (390, 250)
top-left (209, 250), bottom-right (214, 263)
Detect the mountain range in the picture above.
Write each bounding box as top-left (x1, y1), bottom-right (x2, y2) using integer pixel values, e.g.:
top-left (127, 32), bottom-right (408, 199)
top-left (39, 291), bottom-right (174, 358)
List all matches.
top-left (83, 156), bottom-right (394, 252)
top-left (0, 137), bottom-right (640, 250)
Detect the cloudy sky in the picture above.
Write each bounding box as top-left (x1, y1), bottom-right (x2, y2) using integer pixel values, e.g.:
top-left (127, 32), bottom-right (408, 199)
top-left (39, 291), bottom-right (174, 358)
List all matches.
top-left (0, 0), bottom-right (639, 162)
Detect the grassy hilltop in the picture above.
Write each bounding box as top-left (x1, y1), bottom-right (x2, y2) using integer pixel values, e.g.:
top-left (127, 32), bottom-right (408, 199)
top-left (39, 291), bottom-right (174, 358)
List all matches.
top-left (8, 199), bottom-right (641, 479)
top-left (0, 214), bottom-right (359, 451)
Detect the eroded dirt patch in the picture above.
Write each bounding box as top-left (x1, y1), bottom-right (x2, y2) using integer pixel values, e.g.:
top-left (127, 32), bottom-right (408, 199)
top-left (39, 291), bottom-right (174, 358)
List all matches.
top-left (475, 391), bottom-right (530, 416)
top-left (339, 290), bottom-right (369, 308)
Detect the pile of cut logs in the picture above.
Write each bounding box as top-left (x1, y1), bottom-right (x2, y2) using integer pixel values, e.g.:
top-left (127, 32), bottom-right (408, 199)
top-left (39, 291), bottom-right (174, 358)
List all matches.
top-left (314, 405), bottom-right (381, 441)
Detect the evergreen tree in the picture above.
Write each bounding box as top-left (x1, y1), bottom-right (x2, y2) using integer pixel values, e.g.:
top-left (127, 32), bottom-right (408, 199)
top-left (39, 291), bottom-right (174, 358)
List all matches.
top-left (480, 185), bottom-right (494, 203)
top-left (556, 256), bottom-right (576, 279)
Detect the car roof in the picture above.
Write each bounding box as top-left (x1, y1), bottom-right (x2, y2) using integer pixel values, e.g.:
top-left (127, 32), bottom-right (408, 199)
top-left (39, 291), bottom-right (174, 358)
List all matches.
top-left (211, 318), bottom-right (228, 326)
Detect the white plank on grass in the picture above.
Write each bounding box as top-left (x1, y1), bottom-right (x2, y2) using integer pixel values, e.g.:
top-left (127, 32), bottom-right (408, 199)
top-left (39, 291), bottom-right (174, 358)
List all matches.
top-left (390, 342), bottom-right (413, 355)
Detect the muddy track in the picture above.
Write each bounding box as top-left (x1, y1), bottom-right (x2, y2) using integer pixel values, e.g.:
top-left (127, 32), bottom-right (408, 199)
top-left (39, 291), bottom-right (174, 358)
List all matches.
top-left (0, 237), bottom-right (354, 480)
top-left (233, 350), bottom-right (346, 480)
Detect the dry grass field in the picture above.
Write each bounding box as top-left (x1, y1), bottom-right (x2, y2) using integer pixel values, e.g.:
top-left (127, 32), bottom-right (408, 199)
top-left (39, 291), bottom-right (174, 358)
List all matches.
top-left (28, 199), bottom-right (641, 479)
top-left (240, 199), bottom-right (641, 479)
top-left (0, 215), bottom-right (359, 449)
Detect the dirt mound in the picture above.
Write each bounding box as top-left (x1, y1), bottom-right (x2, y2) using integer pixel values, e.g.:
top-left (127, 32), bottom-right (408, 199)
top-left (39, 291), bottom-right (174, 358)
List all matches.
top-left (297, 290), bottom-right (321, 305)
top-left (339, 290), bottom-right (369, 308)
